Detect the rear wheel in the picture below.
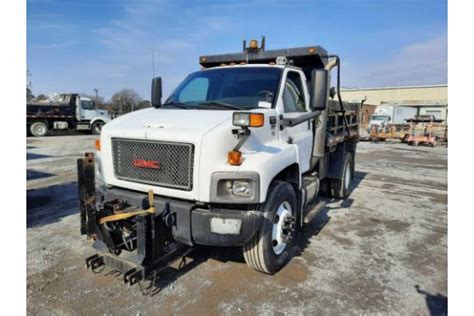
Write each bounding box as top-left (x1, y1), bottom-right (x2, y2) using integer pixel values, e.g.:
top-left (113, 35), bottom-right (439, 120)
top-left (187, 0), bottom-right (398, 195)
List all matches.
top-left (243, 181), bottom-right (297, 274)
top-left (330, 153), bottom-right (353, 199)
top-left (30, 122), bottom-right (48, 137)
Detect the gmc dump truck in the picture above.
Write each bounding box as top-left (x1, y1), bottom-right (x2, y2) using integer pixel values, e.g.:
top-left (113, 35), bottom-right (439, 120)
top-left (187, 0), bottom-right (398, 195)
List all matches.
top-left (27, 94), bottom-right (110, 136)
top-left (78, 39), bottom-right (360, 284)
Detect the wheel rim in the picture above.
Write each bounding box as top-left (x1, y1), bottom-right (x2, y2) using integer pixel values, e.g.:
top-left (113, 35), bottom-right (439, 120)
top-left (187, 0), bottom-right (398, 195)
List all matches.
top-left (34, 124), bottom-right (46, 135)
top-left (344, 163), bottom-right (351, 190)
top-left (271, 201), bottom-right (293, 255)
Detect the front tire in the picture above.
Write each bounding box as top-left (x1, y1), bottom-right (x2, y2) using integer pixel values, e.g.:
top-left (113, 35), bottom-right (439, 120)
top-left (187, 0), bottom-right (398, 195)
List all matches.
top-left (243, 181), bottom-right (297, 274)
top-left (30, 122), bottom-right (48, 137)
top-left (91, 121), bottom-right (104, 135)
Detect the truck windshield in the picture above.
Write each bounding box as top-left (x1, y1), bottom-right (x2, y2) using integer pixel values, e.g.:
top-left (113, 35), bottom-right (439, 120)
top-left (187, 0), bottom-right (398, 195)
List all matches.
top-left (165, 67), bottom-right (282, 110)
top-left (81, 100), bottom-right (95, 110)
top-left (371, 115), bottom-right (390, 121)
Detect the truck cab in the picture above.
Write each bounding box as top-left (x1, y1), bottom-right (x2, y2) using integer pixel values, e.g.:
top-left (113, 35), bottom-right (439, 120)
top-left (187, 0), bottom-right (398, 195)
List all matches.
top-left (369, 114), bottom-right (391, 127)
top-left (80, 40), bottom-right (359, 277)
top-left (73, 95), bottom-right (110, 134)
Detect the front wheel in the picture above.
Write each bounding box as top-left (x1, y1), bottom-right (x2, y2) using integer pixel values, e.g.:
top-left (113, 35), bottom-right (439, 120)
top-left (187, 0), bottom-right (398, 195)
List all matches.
top-left (91, 121), bottom-right (104, 135)
top-left (243, 181), bottom-right (297, 274)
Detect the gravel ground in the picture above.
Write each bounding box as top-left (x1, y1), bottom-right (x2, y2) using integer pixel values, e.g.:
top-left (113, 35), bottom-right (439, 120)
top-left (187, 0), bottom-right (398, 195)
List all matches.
top-left (27, 135), bottom-right (447, 315)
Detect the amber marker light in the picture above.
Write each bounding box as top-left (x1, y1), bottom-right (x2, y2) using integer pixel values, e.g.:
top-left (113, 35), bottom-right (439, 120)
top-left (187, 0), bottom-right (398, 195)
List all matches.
top-left (228, 150), bottom-right (242, 166)
top-left (249, 113), bottom-right (264, 127)
top-left (95, 139), bottom-right (101, 151)
top-left (249, 39), bottom-right (258, 49)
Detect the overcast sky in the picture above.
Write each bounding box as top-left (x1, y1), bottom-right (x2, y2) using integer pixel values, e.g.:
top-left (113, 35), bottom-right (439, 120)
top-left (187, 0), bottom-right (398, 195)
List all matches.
top-left (27, 0), bottom-right (447, 100)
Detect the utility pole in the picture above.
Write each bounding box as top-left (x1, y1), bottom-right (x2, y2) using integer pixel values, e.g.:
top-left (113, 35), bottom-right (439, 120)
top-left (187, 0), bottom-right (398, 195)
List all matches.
top-left (93, 88), bottom-right (99, 107)
top-left (152, 48), bottom-right (156, 77)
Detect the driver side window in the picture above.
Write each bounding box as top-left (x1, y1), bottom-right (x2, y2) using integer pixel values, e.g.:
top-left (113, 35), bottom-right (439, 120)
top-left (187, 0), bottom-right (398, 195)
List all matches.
top-left (81, 100), bottom-right (95, 110)
top-left (179, 77), bottom-right (209, 102)
top-left (283, 71), bottom-right (306, 113)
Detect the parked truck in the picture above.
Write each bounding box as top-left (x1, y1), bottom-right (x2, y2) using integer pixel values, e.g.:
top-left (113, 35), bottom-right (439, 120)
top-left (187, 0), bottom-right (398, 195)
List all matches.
top-left (368, 103), bottom-right (417, 127)
top-left (27, 93), bottom-right (111, 136)
top-left (78, 39), bottom-right (360, 283)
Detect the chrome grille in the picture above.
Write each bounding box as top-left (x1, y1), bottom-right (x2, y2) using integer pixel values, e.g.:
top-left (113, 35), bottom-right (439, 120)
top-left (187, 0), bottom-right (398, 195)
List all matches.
top-left (112, 138), bottom-right (194, 191)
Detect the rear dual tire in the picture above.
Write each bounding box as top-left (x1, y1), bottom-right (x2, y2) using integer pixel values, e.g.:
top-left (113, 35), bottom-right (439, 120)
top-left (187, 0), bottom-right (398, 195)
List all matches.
top-left (329, 153), bottom-right (353, 199)
top-left (30, 122), bottom-right (48, 137)
top-left (319, 153), bottom-right (354, 199)
top-left (243, 181), bottom-right (297, 274)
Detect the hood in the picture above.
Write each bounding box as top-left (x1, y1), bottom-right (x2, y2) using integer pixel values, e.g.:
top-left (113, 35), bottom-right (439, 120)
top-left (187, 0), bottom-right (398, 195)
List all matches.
top-left (97, 109), bottom-right (109, 117)
top-left (102, 108), bottom-right (233, 140)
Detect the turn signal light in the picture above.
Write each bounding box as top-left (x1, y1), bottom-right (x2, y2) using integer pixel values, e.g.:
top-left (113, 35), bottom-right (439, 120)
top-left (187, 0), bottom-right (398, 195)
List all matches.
top-left (228, 150), bottom-right (242, 166)
top-left (249, 113), bottom-right (264, 127)
top-left (249, 39), bottom-right (258, 49)
top-left (95, 139), bottom-right (101, 151)
top-left (233, 112), bottom-right (264, 128)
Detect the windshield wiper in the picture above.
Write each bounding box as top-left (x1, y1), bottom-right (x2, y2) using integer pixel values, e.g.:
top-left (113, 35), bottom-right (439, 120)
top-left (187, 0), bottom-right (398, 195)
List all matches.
top-left (161, 102), bottom-right (190, 109)
top-left (197, 101), bottom-right (241, 110)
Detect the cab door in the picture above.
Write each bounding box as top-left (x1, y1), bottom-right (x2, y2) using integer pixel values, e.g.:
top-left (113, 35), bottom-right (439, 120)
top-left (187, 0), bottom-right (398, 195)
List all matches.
top-left (278, 69), bottom-right (313, 173)
top-left (79, 98), bottom-right (98, 121)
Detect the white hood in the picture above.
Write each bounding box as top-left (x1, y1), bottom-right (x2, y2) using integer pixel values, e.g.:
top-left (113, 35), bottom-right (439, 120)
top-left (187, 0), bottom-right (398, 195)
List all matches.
top-left (104, 108), bottom-right (232, 137)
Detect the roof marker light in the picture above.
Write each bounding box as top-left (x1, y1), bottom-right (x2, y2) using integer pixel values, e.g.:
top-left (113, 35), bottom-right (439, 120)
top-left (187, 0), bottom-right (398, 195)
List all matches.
top-left (276, 56), bottom-right (287, 65)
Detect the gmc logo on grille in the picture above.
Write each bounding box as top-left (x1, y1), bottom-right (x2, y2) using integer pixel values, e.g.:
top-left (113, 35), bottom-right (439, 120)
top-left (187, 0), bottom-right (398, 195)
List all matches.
top-left (133, 159), bottom-right (161, 169)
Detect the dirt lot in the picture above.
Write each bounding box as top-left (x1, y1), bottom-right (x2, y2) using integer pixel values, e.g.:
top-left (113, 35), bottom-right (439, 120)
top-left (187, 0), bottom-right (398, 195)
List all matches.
top-left (27, 135), bottom-right (447, 315)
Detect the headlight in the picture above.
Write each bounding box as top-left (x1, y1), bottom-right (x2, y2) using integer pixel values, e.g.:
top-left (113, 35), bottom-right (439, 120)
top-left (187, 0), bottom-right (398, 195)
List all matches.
top-left (211, 172), bottom-right (260, 203)
top-left (232, 180), bottom-right (251, 197)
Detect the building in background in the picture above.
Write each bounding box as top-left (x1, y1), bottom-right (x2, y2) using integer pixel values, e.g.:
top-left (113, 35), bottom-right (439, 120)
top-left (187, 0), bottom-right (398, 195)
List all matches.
top-left (341, 84), bottom-right (448, 123)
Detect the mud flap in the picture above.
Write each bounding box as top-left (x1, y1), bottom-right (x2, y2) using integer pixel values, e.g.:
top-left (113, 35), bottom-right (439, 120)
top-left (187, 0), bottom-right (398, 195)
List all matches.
top-left (327, 142), bottom-right (346, 179)
top-left (77, 153), bottom-right (96, 236)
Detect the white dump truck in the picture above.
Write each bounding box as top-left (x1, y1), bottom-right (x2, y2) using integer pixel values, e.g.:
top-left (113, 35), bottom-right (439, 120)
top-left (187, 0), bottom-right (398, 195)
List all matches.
top-left (78, 39), bottom-right (360, 284)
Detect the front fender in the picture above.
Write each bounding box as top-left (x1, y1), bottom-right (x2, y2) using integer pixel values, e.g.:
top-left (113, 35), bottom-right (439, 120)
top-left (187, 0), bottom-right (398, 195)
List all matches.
top-left (90, 117), bottom-right (110, 126)
top-left (238, 141), bottom-right (299, 203)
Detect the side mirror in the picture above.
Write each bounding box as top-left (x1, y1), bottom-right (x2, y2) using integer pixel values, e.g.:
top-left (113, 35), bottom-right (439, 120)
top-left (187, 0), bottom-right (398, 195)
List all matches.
top-left (310, 69), bottom-right (328, 111)
top-left (151, 77), bottom-right (162, 108)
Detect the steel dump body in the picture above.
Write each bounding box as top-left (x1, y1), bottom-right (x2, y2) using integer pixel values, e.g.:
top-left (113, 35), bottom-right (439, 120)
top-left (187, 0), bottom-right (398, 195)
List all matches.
top-left (326, 100), bottom-right (360, 145)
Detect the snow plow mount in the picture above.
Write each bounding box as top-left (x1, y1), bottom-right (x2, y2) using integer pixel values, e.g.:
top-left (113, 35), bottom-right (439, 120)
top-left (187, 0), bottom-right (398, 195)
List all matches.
top-left (77, 152), bottom-right (196, 291)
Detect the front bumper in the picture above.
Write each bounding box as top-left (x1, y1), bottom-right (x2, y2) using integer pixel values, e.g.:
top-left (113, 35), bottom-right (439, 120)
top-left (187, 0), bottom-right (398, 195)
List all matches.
top-left (97, 185), bottom-right (263, 247)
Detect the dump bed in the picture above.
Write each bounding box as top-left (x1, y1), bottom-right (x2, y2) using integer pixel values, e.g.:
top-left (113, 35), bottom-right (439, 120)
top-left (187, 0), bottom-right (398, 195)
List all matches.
top-left (27, 103), bottom-right (75, 120)
top-left (27, 93), bottom-right (78, 120)
top-left (326, 100), bottom-right (360, 147)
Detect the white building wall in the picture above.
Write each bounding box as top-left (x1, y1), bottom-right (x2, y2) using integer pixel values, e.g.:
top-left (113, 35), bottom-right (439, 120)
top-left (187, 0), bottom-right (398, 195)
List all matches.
top-left (340, 85), bottom-right (447, 106)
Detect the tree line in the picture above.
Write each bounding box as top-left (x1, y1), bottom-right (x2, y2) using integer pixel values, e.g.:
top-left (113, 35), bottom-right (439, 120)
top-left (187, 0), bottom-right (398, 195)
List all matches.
top-left (27, 87), bottom-right (151, 114)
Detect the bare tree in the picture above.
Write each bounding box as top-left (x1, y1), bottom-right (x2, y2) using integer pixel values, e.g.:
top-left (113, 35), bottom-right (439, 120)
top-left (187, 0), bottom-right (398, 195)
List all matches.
top-left (136, 100), bottom-right (151, 110)
top-left (110, 89), bottom-right (142, 114)
top-left (27, 87), bottom-right (34, 102)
